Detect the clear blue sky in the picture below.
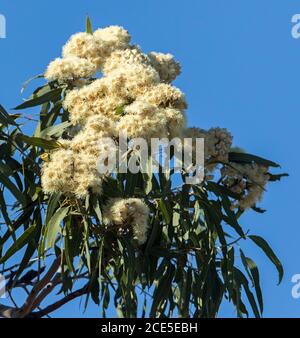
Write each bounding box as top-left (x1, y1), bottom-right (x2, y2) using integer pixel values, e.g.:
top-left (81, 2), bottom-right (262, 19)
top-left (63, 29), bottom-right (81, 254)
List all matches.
top-left (0, 0), bottom-right (299, 318)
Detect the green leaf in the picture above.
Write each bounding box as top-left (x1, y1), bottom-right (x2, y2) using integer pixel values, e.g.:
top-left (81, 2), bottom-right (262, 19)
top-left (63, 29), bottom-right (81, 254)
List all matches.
top-left (0, 189), bottom-right (13, 232)
top-left (17, 135), bottom-right (61, 150)
top-left (150, 264), bottom-right (175, 317)
top-left (181, 268), bottom-right (192, 316)
top-left (39, 121), bottom-right (72, 138)
top-left (249, 235), bottom-right (283, 284)
top-left (208, 182), bottom-right (245, 238)
top-left (45, 193), bottom-right (62, 225)
top-left (141, 156), bottom-right (153, 195)
top-left (64, 220), bottom-right (75, 274)
top-left (268, 173), bottom-right (289, 182)
top-left (45, 206), bottom-right (69, 249)
top-left (14, 88), bottom-right (62, 110)
top-left (86, 16), bottom-right (93, 34)
top-left (124, 172), bottom-right (138, 196)
top-left (240, 249), bottom-right (263, 314)
top-left (91, 195), bottom-right (102, 223)
top-left (115, 105), bottom-right (125, 116)
top-left (0, 224), bottom-right (36, 263)
top-left (83, 217), bottom-right (91, 273)
top-left (158, 198), bottom-right (171, 224)
top-left (234, 268), bottom-right (260, 318)
top-left (221, 197), bottom-right (245, 238)
top-left (228, 152), bottom-right (280, 168)
top-left (0, 172), bottom-right (26, 205)
top-left (206, 181), bottom-right (241, 200)
top-left (145, 214), bottom-right (161, 254)
top-left (21, 74), bottom-right (44, 94)
top-left (13, 209), bottom-right (43, 285)
top-left (0, 104), bottom-right (19, 126)
top-left (251, 206), bottom-right (266, 214)
top-left (0, 205), bottom-right (35, 249)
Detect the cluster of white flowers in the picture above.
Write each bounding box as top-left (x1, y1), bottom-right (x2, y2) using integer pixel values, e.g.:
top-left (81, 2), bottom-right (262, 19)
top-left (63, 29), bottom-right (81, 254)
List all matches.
top-left (181, 127), bottom-right (272, 209)
top-left (103, 198), bottom-right (150, 244)
top-left (42, 25), bottom-right (187, 200)
top-left (42, 25), bottom-right (187, 243)
top-left (182, 127), bottom-right (233, 171)
top-left (45, 56), bottom-right (97, 81)
top-left (221, 163), bottom-right (270, 209)
top-left (41, 148), bottom-right (76, 195)
top-left (41, 24), bottom-right (273, 243)
top-left (148, 52), bottom-right (181, 83)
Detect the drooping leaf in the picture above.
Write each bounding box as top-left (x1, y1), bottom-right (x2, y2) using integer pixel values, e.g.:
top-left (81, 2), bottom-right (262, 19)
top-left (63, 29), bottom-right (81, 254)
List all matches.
top-left (0, 104), bottom-right (19, 126)
top-left (240, 249), bottom-right (263, 314)
top-left (234, 267), bottom-right (260, 318)
top-left (150, 264), bottom-right (175, 317)
top-left (45, 206), bottom-right (69, 249)
top-left (158, 198), bottom-right (171, 224)
top-left (0, 172), bottom-right (26, 205)
top-left (21, 74), bottom-right (44, 94)
top-left (249, 235), bottom-right (283, 284)
top-left (0, 224), bottom-right (36, 263)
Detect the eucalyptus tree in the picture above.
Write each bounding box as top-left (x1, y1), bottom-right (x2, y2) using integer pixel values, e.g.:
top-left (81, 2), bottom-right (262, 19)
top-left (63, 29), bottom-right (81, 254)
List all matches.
top-left (0, 18), bottom-right (286, 318)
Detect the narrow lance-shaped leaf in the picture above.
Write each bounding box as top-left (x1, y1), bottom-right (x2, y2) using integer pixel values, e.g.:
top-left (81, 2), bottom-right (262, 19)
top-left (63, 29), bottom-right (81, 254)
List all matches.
top-left (21, 74), bottom-right (44, 94)
top-left (249, 235), bottom-right (283, 284)
top-left (17, 135), bottom-right (61, 150)
top-left (228, 152), bottom-right (280, 168)
top-left (86, 16), bottom-right (93, 34)
top-left (39, 121), bottom-right (72, 138)
top-left (158, 198), bottom-right (171, 224)
top-left (150, 264), bottom-right (175, 317)
top-left (14, 88), bottom-right (62, 110)
top-left (0, 104), bottom-right (19, 126)
top-left (240, 249), bottom-right (263, 314)
top-left (0, 224), bottom-right (36, 263)
top-left (45, 206), bottom-right (69, 249)
top-left (0, 172), bottom-right (26, 205)
top-left (234, 267), bottom-right (261, 318)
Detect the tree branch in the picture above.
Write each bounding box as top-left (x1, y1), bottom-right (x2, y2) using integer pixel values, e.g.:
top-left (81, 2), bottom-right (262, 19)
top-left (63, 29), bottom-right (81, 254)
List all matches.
top-left (18, 256), bottom-right (61, 317)
top-left (29, 285), bottom-right (88, 318)
top-left (28, 273), bottom-right (61, 312)
top-left (0, 304), bottom-right (19, 318)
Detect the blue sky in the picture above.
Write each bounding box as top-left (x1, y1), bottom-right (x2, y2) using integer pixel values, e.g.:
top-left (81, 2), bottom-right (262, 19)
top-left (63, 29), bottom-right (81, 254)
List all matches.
top-left (0, 0), bottom-right (300, 318)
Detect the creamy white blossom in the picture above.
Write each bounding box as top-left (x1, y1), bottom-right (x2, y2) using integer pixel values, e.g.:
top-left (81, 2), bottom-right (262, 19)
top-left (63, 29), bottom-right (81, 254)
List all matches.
top-left (148, 52), bottom-right (181, 83)
top-left (221, 162), bottom-right (270, 210)
top-left (40, 24), bottom-right (276, 242)
top-left (45, 56), bottom-right (97, 81)
top-left (103, 198), bottom-right (150, 244)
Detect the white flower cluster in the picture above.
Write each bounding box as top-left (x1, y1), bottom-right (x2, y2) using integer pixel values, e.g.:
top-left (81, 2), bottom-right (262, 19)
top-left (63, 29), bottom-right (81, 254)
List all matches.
top-left (42, 115), bottom-right (116, 198)
top-left (148, 52), bottom-right (181, 83)
top-left (42, 25), bottom-right (187, 201)
top-left (221, 163), bottom-right (270, 209)
top-left (181, 127), bottom-right (272, 209)
top-left (182, 127), bottom-right (233, 171)
top-left (42, 25), bottom-right (186, 243)
top-left (41, 24), bottom-right (273, 243)
top-left (103, 198), bottom-right (150, 244)
top-left (45, 56), bottom-right (97, 81)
